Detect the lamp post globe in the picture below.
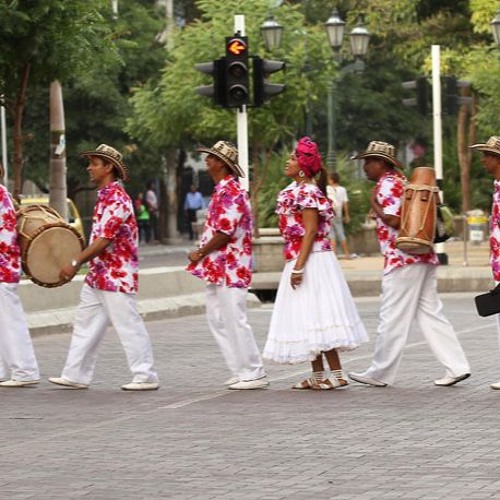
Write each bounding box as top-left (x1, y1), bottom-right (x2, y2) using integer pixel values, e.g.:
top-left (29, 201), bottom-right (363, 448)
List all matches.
top-left (325, 9), bottom-right (346, 52)
top-left (349, 15), bottom-right (370, 58)
top-left (260, 15), bottom-right (284, 51)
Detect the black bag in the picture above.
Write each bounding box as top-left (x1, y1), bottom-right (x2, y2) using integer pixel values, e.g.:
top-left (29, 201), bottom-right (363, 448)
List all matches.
top-left (474, 283), bottom-right (500, 317)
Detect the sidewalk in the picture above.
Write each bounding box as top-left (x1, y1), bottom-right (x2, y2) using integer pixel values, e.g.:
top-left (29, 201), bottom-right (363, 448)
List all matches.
top-left (22, 239), bottom-right (493, 336)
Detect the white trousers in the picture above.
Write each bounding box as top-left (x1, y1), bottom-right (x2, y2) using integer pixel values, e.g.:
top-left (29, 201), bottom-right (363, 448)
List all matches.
top-left (206, 284), bottom-right (266, 381)
top-left (61, 284), bottom-right (158, 385)
top-left (0, 283), bottom-right (39, 381)
top-left (365, 264), bottom-right (470, 385)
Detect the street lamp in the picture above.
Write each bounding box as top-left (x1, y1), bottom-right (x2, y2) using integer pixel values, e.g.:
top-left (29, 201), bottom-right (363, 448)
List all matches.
top-left (260, 15), bottom-right (284, 52)
top-left (325, 11), bottom-right (370, 170)
top-left (491, 8), bottom-right (500, 46)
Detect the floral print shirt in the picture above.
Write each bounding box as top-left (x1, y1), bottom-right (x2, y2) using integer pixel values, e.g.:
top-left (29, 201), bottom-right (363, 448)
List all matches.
top-left (490, 179), bottom-right (500, 281)
top-left (86, 181), bottom-right (139, 294)
top-left (276, 182), bottom-right (333, 261)
top-left (375, 171), bottom-right (438, 275)
top-left (187, 175), bottom-right (253, 288)
top-left (0, 185), bottom-right (21, 283)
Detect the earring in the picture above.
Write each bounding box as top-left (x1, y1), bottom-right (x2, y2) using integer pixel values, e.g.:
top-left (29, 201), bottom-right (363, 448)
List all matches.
top-left (299, 170), bottom-right (305, 178)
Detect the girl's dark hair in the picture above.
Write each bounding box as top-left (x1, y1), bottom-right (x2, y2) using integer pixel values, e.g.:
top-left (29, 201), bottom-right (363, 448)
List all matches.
top-left (316, 167), bottom-right (328, 196)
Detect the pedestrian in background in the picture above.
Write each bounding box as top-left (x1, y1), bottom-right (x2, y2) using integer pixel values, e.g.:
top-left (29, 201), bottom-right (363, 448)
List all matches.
top-left (470, 136), bottom-right (500, 390)
top-left (187, 140), bottom-right (268, 390)
top-left (49, 144), bottom-right (159, 391)
top-left (348, 141), bottom-right (470, 388)
top-left (145, 180), bottom-right (159, 242)
top-left (326, 172), bottom-right (352, 258)
top-left (0, 160), bottom-right (40, 388)
top-left (263, 137), bottom-right (368, 390)
top-left (184, 184), bottom-right (204, 240)
top-left (134, 192), bottom-right (150, 244)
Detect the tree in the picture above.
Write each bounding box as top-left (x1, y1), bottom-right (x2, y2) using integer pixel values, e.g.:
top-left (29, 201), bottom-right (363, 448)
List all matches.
top-left (0, 0), bottom-right (117, 199)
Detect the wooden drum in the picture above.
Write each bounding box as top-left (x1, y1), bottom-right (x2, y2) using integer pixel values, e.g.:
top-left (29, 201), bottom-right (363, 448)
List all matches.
top-left (17, 204), bottom-right (85, 288)
top-left (395, 167), bottom-right (438, 255)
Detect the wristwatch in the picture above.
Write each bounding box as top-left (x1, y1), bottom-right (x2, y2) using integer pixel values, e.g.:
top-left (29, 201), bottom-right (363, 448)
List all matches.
top-left (71, 259), bottom-right (79, 268)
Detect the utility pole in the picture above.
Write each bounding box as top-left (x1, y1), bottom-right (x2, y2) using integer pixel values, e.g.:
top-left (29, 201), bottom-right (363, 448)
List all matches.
top-left (432, 45), bottom-right (447, 265)
top-left (234, 14), bottom-right (249, 191)
top-left (1, 99), bottom-right (7, 186)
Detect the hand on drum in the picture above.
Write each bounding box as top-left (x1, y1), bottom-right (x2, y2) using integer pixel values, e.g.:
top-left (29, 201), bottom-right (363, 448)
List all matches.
top-left (59, 264), bottom-right (77, 283)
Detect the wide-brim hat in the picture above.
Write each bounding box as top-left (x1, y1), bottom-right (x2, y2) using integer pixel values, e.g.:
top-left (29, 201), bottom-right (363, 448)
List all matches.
top-left (80, 144), bottom-right (129, 182)
top-left (470, 136), bottom-right (500, 157)
top-left (197, 140), bottom-right (244, 178)
top-left (352, 140), bottom-right (402, 168)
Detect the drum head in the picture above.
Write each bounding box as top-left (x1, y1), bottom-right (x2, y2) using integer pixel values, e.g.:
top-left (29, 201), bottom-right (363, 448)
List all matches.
top-left (23, 224), bottom-right (84, 288)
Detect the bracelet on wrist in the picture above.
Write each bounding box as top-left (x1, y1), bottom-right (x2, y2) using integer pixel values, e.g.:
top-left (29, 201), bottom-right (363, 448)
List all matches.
top-left (291, 268), bottom-right (304, 274)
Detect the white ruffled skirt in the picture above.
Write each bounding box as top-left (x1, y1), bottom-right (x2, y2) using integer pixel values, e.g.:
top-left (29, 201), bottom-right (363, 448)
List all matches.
top-left (263, 251), bottom-right (369, 364)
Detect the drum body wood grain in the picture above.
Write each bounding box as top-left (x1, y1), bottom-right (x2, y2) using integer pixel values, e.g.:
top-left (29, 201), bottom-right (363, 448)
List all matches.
top-left (17, 204), bottom-right (85, 287)
top-left (396, 167), bottom-right (438, 255)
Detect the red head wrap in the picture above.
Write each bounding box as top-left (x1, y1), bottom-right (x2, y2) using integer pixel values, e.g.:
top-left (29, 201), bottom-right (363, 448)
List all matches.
top-left (295, 136), bottom-right (322, 178)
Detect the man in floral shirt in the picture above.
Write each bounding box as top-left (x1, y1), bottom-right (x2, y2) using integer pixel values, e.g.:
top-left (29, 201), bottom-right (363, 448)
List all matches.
top-left (187, 141), bottom-right (268, 390)
top-left (0, 163), bottom-right (40, 388)
top-left (348, 141), bottom-right (470, 388)
top-left (49, 144), bottom-right (158, 391)
top-left (470, 136), bottom-right (500, 390)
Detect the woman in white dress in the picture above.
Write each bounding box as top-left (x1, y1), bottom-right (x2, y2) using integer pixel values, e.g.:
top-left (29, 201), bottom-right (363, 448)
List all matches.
top-left (263, 137), bottom-right (368, 389)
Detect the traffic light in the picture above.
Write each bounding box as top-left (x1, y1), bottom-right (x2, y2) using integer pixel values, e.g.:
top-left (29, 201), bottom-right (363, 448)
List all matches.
top-left (253, 57), bottom-right (286, 107)
top-left (402, 77), bottom-right (429, 115)
top-left (442, 76), bottom-right (472, 115)
top-left (224, 36), bottom-right (250, 108)
top-left (195, 58), bottom-right (226, 107)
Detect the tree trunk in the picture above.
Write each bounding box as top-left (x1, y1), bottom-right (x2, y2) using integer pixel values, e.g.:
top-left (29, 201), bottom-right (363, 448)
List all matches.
top-left (457, 86), bottom-right (474, 214)
top-left (12, 63), bottom-right (31, 201)
top-left (49, 80), bottom-right (68, 221)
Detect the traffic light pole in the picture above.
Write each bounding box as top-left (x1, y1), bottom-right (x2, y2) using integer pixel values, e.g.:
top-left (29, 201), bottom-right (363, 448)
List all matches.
top-left (234, 15), bottom-right (249, 191)
top-left (432, 44), bottom-right (448, 265)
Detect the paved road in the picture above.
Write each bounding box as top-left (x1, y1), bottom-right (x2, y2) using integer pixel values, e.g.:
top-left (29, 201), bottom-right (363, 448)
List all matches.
top-left (1, 292), bottom-right (499, 499)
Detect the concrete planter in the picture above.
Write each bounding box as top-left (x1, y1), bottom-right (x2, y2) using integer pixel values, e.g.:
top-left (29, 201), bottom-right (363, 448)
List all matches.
top-left (252, 225), bottom-right (380, 273)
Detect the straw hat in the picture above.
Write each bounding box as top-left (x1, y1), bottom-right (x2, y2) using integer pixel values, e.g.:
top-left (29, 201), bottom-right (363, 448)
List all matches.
top-left (196, 141), bottom-right (244, 178)
top-left (352, 141), bottom-right (402, 168)
top-left (469, 136), bottom-right (500, 157)
top-left (80, 144), bottom-right (129, 181)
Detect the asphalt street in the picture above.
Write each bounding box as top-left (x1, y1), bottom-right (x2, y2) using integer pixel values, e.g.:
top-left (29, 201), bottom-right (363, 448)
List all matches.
top-left (1, 292), bottom-right (499, 500)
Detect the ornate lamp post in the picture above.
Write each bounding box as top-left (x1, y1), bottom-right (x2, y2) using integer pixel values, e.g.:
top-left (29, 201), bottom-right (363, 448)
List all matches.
top-left (325, 11), bottom-right (370, 170)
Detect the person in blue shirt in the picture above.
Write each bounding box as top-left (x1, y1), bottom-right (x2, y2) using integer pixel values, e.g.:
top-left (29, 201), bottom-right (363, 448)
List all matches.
top-left (184, 184), bottom-right (204, 240)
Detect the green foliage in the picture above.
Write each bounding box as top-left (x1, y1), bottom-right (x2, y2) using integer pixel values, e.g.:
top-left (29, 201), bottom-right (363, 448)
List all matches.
top-left (8, 0), bottom-right (167, 195)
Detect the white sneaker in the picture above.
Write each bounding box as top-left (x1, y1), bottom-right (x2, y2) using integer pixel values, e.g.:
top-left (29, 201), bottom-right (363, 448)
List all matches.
top-left (48, 377), bottom-right (89, 389)
top-left (224, 376), bottom-right (239, 386)
top-left (490, 381), bottom-right (500, 390)
top-left (228, 377), bottom-right (269, 390)
top-left (121, 381), bottom-right (159, 391)
top-left (0, 379), bottom-right (40, 388)
top-left (434, 373), bottom-right (470, 386)
top-left (348, 372), bottom-right (387, 387)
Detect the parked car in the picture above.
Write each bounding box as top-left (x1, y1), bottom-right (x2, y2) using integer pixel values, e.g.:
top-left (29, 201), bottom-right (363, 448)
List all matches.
top-left (19, 196), bottom-right (85, 241)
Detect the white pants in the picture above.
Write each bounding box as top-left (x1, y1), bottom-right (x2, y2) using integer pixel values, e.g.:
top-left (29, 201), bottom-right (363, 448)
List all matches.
top-left (364, 264), bottom-right (470, 385)
top-left (0, 283), bottom-right (39, 381)
top-left (60, 284), bottom-right (158, 385)
top-left (206, 284), bottom-right (266, 381)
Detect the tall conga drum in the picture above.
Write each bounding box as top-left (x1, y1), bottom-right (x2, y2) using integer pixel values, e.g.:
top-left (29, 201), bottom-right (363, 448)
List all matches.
top-left (17, 204), bottom-right (85, 288)
top-left (395, 167), bottom-right (438, 255)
